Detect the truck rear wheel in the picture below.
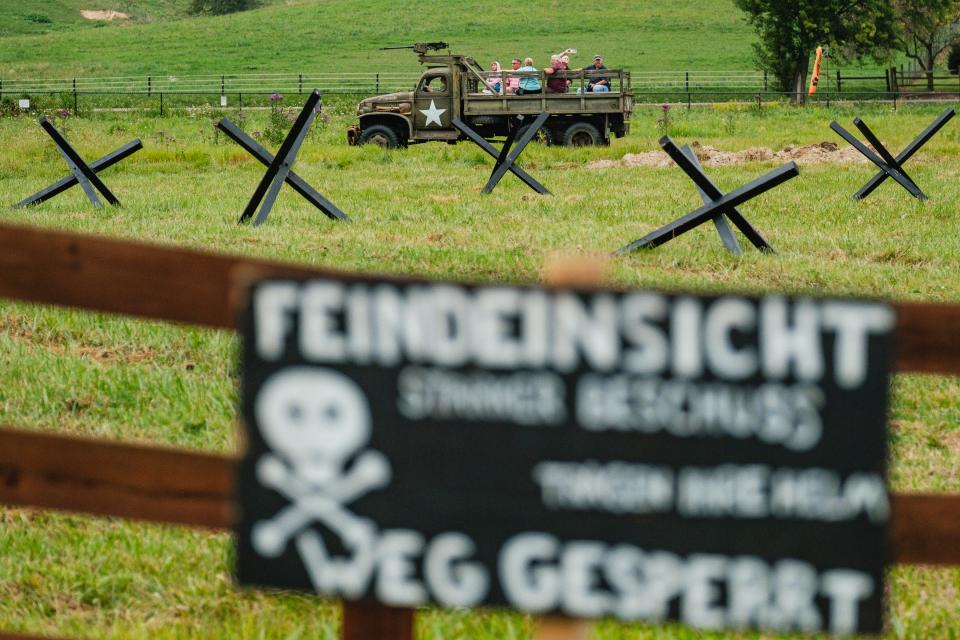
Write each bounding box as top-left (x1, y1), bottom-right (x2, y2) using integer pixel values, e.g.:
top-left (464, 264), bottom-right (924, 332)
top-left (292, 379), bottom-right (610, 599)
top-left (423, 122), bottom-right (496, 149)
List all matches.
top-left (358, 124), bottom-right (401, 148)
top-left (516, 123), bottom-right (553, 146)
top-left (562, 122), bottom-right (602, 147)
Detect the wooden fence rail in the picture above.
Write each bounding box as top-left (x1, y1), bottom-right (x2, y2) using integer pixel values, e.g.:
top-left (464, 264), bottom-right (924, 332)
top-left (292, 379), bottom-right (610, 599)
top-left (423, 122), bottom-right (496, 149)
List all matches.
top-left (0, 221), bottom-right (958, 639)
top-left (0, 425), bottom-right (958, 566)
top-left (0, 221), bottom-right (958, 374)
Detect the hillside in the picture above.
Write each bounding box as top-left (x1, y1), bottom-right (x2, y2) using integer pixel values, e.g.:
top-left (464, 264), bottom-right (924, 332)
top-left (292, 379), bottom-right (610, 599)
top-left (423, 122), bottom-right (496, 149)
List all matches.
top-left (0, 0), bottom-right (757, 78)
top-left (0, 0), bottom-right (189, 37)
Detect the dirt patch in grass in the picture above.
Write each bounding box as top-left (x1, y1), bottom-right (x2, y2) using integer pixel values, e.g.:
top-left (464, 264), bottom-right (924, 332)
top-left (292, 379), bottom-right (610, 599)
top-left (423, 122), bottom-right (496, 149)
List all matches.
top-left (580, 159), bottom-right (623, 169)
top-left (80, 10), bottom-right (129, 21)
top-left (0, 315), bottom-right (158, 365)
top-left (943, 430), bottom-right (960, 453)
top-left (424, 230), bottom-right (447, 245)
top-left (585, 141), bottom-right (870, 169)
top-left (867, 248), bottom-right (930, 266)
top-left (74, 346), bottom-right (158, 364)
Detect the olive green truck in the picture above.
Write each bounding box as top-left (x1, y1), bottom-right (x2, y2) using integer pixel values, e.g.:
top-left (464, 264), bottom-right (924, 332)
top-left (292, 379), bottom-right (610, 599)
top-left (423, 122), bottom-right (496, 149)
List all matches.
top-left (347, 43), bottom-right (633, 148)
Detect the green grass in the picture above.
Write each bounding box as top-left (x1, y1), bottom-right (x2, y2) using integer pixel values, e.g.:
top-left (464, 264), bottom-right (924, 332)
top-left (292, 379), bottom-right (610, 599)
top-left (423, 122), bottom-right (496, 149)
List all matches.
top-left (0, 0), bottom-right (921, 100)
top-left (0, 102), bottom-right (959, 638)
top-left (0, 0), bottom-right (759, 78)
top-left (0, 0), bottom-right (192, 37)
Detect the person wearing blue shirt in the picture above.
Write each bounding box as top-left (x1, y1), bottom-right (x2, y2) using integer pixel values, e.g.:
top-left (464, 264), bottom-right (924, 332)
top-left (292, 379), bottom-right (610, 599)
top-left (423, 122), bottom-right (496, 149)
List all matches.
top-left (515, 57), bottom-right (541, 95)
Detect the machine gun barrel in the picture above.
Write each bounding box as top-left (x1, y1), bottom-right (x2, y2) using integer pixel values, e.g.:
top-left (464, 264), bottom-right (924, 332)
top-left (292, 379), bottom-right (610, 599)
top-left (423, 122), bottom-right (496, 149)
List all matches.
top-left (379, 41), bottom-right (449, 54)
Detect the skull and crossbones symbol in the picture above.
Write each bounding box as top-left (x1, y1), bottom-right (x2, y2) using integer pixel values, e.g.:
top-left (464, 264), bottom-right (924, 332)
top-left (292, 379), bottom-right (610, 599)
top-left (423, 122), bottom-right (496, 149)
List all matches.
top-left (251, 367), bottom-right (391, 558)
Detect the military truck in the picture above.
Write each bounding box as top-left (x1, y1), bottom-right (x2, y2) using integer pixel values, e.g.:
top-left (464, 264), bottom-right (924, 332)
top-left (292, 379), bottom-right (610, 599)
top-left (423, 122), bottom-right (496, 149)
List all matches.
top-left (347, 42), bottom-right (633, 148)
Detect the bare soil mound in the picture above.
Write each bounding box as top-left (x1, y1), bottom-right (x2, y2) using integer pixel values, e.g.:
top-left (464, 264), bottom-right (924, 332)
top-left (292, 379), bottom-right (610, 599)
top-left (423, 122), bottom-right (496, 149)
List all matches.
top-left (80, 10), bottom-right (130, 21)
top-left (586, 141), bottom-right (868, 170)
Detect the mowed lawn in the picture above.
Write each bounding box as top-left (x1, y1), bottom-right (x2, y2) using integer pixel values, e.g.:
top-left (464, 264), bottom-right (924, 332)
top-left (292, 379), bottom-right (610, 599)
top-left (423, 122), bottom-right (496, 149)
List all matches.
top-left (0, 101), bottom-right (959, 638)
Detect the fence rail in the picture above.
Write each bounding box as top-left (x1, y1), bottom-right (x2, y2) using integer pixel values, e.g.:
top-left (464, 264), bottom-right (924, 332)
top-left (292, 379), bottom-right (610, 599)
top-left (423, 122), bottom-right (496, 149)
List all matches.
top-left (0, 72), bottom-right (422, 97)
top-left (1, 221), bottom-right (959, 373)
top-left (2, 68), bottom-right (958, 104)
top-left (1, 425), bottom-right (958, 565)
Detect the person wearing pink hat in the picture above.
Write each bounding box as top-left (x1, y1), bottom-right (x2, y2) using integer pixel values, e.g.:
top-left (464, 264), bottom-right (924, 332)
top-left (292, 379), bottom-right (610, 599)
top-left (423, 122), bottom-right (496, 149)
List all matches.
top-left (485, 61), bottom-right (504, 94)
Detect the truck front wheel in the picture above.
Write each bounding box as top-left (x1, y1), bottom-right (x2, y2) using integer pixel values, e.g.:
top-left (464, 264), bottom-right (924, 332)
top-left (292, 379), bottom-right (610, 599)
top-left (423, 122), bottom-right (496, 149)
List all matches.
top-left (562, 122), bottom-right (602, 147)
top-left (358, 124), bottom-right (401, 148)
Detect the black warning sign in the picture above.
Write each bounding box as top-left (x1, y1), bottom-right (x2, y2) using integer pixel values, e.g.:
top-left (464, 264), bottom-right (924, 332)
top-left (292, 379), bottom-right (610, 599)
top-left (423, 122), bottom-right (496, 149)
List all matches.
top-left (236, 277), bottom-right (894, 635)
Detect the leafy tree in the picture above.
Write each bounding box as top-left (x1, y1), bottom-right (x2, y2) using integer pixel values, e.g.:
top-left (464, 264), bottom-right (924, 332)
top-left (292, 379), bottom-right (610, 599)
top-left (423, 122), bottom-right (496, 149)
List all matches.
top-left (734, 0), bottom-right (899, 103)
top-left (895, 0), bottom-right (960, 90)
top-left (189, 0), bottom-right (258, 16)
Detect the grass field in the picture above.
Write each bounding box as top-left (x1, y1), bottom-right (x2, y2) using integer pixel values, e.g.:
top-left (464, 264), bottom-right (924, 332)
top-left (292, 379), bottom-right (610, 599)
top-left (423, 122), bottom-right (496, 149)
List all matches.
top-left (0, 99), bottom-right (959, 638)
top-left (1, 0), bottom-right (928, 107)
top-left (0, 0), bottom-right (762, 78)
top-left (0, 0), bottom-right (191, 37)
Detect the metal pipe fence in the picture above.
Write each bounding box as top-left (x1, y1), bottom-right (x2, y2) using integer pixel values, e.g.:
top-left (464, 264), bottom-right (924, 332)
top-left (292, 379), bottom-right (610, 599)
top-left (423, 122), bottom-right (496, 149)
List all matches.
top-left (1, 69), bottom-right (958, 115)
top-left (0, 72), bottom-right (423, 97)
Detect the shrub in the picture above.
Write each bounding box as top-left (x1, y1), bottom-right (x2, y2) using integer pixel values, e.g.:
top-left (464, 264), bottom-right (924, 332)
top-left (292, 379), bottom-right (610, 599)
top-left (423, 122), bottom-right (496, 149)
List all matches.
top-left (656, 103), bottom-right (673, 136)
top-left (189, 0), bottom-right (258, 15)
top-left (24, 13), bottom-right (52, 24)
top-left (264, 94), bottom-right (291, 146)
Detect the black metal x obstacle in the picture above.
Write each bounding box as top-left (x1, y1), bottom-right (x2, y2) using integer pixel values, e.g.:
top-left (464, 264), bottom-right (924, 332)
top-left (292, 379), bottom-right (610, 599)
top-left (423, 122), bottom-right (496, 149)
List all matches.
top-left (451, 113), bottom-right (551, 195)
top-left (831, 107), bottom-right (955, 201)
top-left (616, 135), bottom-right (799, 255)
top-left (14, 117), bottom-right (142, 209)
top-left (221, 89), bottom-right (348, 226)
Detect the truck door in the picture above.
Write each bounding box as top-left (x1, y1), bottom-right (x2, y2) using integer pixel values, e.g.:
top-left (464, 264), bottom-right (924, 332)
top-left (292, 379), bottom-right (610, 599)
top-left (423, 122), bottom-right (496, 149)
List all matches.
top-left (413, 71), bottom-right (454, 135)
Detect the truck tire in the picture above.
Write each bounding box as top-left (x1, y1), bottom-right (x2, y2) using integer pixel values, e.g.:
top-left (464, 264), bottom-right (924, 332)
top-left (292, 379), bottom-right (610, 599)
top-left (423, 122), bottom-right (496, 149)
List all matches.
top-left (358, 124), bottom-right (401, 148)
top-left (516, 122), bottom-right (553, 146)
top-left (562, 122), bottom-right (602, 147)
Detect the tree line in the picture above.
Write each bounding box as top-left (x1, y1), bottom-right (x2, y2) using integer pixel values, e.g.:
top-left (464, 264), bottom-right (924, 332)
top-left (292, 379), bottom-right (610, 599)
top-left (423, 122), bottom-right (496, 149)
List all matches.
top-left (735, 0), bottom-right (960, 101)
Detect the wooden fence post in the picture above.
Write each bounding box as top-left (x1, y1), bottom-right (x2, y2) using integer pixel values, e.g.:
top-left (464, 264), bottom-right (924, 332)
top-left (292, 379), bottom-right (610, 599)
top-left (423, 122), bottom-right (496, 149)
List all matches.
top-left (529, 252), bottom-right (611, 640)
top-left (535, 617), bottom-right (592, 640)
top-left (341, 600), bottom-right (414, 640)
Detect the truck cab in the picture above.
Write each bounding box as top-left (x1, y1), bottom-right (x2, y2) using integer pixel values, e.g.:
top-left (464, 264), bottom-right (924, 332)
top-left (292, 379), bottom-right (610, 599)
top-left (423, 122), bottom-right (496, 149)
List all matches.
top-left (412, 68), bottom-right (458, 141)
top-left (348, 47), bottom-right (632, 148)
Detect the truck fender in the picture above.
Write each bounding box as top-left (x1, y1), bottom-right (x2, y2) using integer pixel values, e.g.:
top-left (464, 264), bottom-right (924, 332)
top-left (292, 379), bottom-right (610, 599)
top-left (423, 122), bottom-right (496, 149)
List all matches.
top-left (358, 113), bottom-right (413, 141)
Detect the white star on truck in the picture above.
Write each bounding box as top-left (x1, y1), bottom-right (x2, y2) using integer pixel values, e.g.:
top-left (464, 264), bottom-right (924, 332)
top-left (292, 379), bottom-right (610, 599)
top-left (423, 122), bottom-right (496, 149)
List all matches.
top-left (419, 100), bottom-right (446, 127)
